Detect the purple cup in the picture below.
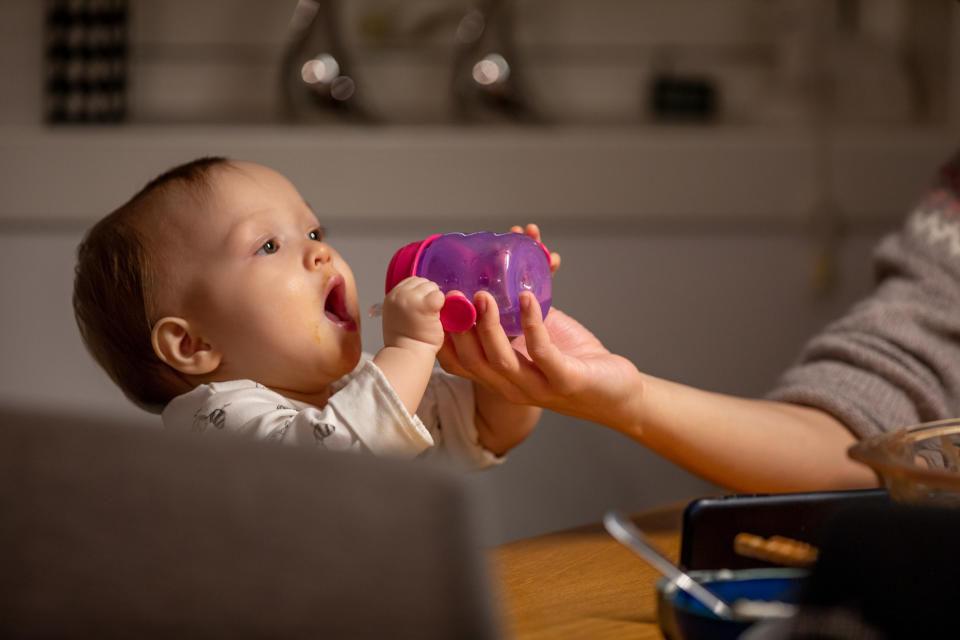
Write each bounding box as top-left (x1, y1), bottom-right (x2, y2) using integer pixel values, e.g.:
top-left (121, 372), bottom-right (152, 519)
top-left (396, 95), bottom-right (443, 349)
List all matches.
top-left (385, 232), bottom-right (552, 335)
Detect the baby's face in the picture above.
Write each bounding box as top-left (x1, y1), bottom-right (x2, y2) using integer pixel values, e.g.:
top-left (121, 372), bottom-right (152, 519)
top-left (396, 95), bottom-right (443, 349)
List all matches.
top-left (165, 161), bottom-right (362, 395)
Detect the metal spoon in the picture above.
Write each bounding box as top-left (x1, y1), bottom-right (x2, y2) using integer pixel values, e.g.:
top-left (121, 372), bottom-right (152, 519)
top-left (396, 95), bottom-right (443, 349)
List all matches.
top-left (603, 511), bottom-right (798, 622)
top-left (603, 510), bottom-right (736, 619)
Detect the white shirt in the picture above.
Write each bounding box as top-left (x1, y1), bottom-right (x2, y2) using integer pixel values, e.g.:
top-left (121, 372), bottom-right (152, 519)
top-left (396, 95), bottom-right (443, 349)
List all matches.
top-left (162, 354), bottom-right (502, 470)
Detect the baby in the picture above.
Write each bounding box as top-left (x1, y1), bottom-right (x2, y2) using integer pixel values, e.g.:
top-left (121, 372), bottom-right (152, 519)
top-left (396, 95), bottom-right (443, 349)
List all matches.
top-left (73, 157), bottom-right (547, 467)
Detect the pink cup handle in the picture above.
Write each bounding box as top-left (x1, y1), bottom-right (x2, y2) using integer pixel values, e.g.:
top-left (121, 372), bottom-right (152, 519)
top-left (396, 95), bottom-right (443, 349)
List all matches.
top-left (440, 294), bottom-right (477, 332)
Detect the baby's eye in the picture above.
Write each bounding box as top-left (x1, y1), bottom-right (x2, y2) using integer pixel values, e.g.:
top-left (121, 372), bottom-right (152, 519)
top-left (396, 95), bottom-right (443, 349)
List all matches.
top-left (256, 239), bottom-right (279, 255)
top-left (308, 227), bottom-right (325, 242)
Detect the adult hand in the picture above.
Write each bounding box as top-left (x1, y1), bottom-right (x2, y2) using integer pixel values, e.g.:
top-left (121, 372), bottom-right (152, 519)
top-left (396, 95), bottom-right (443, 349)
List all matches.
top-left (438, 291), bottom-right (644, 432)
top-left (511, 223), bottom-right (561, 275)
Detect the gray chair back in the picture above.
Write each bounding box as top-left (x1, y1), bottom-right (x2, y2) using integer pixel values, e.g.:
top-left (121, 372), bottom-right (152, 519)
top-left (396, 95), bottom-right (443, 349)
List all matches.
top-left (0, 407), bottom-right (499, 638)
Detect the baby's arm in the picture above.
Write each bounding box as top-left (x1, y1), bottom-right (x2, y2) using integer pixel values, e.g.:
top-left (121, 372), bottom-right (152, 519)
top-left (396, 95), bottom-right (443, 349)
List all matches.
top-left (374, 276), bottom-right (446, 416)
top-left (164, 378), bottom-right (435, 457)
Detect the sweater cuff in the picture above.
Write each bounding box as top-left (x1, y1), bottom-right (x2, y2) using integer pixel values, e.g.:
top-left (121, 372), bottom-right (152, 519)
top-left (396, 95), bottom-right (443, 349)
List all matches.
top-left (766, 360), bottom-right (919, 440)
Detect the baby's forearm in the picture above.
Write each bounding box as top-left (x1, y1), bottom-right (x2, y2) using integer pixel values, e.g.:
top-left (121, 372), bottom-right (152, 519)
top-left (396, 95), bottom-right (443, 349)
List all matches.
top-left (374, 340), bottom-right (439, 416)
top-left (473, 384), bottom-right (541, 456)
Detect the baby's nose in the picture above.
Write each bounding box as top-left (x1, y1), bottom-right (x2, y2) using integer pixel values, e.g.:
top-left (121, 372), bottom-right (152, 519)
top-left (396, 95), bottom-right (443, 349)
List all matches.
top-left (307, 243), bottom-right (332, 268)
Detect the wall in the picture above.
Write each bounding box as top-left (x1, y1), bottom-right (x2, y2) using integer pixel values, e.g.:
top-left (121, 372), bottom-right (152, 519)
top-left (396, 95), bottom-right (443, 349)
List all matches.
top-left (1, 0), bottom-right (959, 544)
top-left (0, 221), bottom-right (893, 543)
top-left (7, 0), bottom-right (954, 126)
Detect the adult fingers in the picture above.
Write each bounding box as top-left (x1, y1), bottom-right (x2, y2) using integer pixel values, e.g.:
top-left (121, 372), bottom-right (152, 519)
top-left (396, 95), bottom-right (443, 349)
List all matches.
top-left (513, 223), bottom-right (559, 274)
top-left (445, 295), bottom-right (547, 402)
top-left (440, 289), bottom-right (479, 371)
top-left (511, 223), bottom-right (542, 243)
top-left (437, 335), bottom-right (473, 379)
top-left (473, 291), bottom-right (522, 376)
top-left (446, 327), bottom-right (527, 401)
top-left (473, 291), bottom-right (553, 400)
top-left (548, 251), bottom-right (561, 275)
top-left (519, 292), bottom-right (570, 390)
top-left (446, 323), bottom-right (491, 374)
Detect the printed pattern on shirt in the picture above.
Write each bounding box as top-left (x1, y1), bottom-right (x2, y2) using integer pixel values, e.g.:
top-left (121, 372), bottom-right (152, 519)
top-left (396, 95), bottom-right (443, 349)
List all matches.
top-left (313, 421), bottom-right (335, 445)
top-left (160, 356), bottom-right (500, 468)
top-left (192, 404), bottom-right (230, 432)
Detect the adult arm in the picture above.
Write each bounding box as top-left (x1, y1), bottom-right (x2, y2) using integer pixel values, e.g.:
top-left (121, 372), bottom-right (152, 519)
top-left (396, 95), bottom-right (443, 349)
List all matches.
top-left (439, 294), bottom-right (878, 493)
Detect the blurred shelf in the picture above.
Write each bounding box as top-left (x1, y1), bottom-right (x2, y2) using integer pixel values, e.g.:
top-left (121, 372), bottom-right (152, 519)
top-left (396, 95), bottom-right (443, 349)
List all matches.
top-left (0, 124), bottom-right (956, 228)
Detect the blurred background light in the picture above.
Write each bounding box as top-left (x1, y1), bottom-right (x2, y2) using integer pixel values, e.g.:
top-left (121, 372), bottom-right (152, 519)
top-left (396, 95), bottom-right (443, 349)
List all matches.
top-left (329, 75), bottom-right (356, 101)
top-left (472, 53), bottom-right (509, 86)
top-left (300, 53), bottom-right (340, 85)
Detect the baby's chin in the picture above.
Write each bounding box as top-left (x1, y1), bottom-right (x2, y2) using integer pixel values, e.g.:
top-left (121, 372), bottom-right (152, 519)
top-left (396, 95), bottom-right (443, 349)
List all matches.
top-left (342, 344), bottom-right (363, 373)
top-left (307, 346), bottom-right (362, 384)
top-left (342, 331), bottom-right (363, 365)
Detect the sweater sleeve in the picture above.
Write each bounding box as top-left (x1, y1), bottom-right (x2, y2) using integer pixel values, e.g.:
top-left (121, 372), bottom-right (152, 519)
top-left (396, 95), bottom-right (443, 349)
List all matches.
top-left (767, 152), bottom-right (960, 439)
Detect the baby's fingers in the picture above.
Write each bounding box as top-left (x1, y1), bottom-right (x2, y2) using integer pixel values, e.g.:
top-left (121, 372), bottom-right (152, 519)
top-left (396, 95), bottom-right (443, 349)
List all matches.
top-left (408, 277), bottom-right (444, 308)
top-left (389, 276), bottom-right (444, 312)
top-left (423, 284), bottom-right (445, 311)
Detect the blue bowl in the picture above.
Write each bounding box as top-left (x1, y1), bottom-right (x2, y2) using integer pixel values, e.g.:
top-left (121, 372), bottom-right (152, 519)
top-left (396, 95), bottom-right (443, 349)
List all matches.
top-left (656, 568), bottom-right (807, 640)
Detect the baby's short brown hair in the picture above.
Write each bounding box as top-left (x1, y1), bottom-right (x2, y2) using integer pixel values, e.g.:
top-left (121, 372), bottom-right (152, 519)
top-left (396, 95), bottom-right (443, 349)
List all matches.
top-left (73, 156), bottom-right (230, 413)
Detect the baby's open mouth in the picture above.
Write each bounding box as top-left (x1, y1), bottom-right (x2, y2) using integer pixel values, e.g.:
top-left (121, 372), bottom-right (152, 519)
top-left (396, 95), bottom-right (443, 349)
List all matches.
top-left (323, 275), bottom-right (356, 330)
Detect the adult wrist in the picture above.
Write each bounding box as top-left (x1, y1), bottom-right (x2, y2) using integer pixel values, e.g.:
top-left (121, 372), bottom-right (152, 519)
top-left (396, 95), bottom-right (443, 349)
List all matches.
top-left (605, 365), bottom-right (649, 439)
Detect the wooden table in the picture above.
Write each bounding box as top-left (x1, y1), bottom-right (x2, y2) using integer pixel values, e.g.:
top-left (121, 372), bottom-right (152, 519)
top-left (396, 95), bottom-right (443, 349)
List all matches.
top-left (491, 504), bottom-right (684, 639)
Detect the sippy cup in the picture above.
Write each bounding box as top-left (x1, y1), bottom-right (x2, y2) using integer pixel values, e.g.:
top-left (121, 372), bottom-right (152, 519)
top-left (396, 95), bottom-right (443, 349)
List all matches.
top-left (384, 232), bottom-right (552, 335)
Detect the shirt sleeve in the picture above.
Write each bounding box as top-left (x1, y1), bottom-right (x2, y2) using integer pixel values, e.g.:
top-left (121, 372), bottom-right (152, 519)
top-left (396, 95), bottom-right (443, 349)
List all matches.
top-left (162, 360), bottom-right (435, 459)
top-left (414, 368), bottom-right (504, 470)
top-left (767, 152), bottom-right (960, 441)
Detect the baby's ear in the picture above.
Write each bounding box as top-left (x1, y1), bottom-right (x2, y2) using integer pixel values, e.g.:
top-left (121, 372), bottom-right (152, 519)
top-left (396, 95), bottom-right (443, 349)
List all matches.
top-left (151, 317), bottom-right (221, 375)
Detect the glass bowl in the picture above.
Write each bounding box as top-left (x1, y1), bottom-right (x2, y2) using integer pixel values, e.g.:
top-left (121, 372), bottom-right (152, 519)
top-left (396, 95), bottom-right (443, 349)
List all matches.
top-left (848, 418), bottom-right (960, 506)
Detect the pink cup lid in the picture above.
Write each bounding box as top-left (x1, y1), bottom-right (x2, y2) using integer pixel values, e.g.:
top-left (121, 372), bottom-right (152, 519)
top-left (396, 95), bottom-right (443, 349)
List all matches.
top-left (384, 234), bottom-right (442, 294)
top-left (384, 241), bottom-right (421, 294)
top-left (384, 234), bottom-right (476, 332)
top-left (439, 293), bottom-right (477, 333)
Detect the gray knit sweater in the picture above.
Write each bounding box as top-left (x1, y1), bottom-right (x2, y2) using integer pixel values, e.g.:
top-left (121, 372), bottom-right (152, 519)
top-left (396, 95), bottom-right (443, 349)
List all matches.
top-left (767, 153), bottom-right (960, 441)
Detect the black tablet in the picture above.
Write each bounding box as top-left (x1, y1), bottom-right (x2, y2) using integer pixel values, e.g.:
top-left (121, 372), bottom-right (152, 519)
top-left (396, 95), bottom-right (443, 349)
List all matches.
top-left (679, 488), bottom-right (889, 570)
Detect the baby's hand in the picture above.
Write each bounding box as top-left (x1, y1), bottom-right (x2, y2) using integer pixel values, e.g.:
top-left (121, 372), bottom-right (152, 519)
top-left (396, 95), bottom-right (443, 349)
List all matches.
top-left (382, 276), bottom-right (446, 353)
top-left (511, 223), bottom-right (561, 275)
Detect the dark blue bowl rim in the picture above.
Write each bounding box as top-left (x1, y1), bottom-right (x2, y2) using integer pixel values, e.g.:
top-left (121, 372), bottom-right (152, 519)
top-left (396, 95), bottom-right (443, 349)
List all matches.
top-left (657, 567), bottom-right (809, 618)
